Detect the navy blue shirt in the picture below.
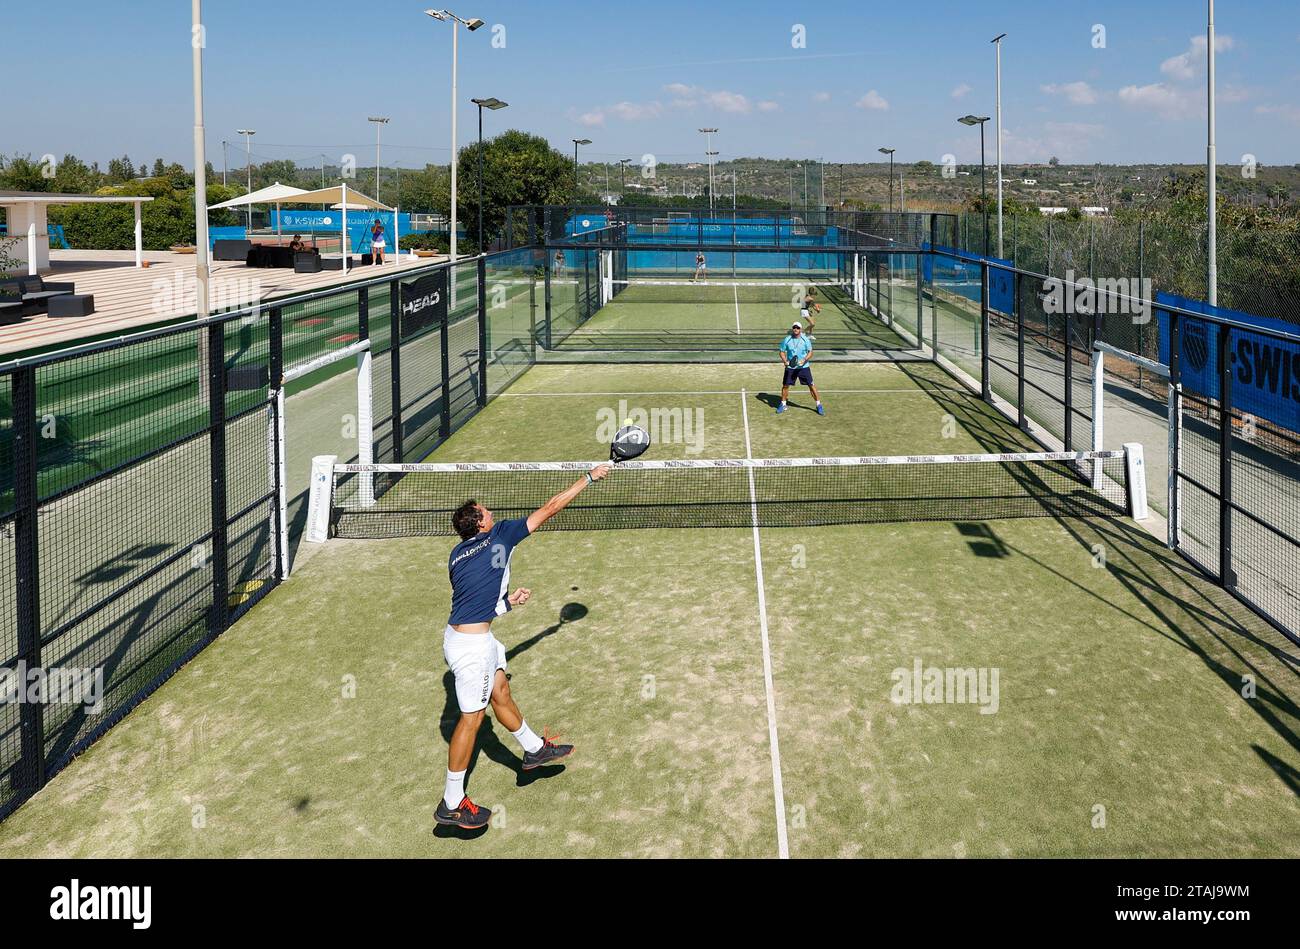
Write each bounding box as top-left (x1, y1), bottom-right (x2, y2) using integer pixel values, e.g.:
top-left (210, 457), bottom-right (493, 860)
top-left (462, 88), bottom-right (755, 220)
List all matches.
top-left (447, 518), bottom-right (532, 625)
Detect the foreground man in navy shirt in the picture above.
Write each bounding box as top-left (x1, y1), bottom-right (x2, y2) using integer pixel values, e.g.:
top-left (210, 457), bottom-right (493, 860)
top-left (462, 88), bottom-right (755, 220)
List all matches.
top-left (437, 463), bottom-right (612, 830)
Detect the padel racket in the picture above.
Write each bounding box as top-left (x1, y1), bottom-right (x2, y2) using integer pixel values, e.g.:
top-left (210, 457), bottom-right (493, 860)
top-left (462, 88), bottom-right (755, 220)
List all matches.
top-left (610, 423), bottom-right (651, 464)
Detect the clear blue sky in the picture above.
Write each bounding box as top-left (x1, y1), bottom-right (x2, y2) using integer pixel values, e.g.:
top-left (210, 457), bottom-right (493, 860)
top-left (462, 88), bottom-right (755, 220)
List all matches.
top-left (8, 0), bottom-right (1299, 170)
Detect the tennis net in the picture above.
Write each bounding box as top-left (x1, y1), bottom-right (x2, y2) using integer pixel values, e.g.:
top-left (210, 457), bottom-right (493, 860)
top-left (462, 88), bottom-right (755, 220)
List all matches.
top-left (609, 279), bottom-right (857, 307)
top-left (324, 450), bottom-right (1141, 538)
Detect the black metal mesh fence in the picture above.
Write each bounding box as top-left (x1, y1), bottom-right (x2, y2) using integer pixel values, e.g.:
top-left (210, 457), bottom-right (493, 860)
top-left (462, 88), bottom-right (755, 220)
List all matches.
top-left (0, 250), bottom-right (538, 822)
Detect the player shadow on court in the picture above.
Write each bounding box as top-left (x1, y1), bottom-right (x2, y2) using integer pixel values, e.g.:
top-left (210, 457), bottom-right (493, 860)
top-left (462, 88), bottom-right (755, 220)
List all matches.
top-left (754, 392), bottom-right (818, 413)
top-left (434, 603), bottom-right (588, 837)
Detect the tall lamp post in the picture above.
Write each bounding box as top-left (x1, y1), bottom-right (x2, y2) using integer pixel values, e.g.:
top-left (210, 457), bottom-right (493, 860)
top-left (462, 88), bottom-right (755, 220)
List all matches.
top-left (618, 158), bottom-right (632, 197)
top-left (958, 115), bottom-right (991, 255)
top-left (1206, 0), bottom-right (1217, 305)
top-left (368, 116), bottom-right (390, 204)
top-left (878, 147), bottom-right (896, 214)
top-left (236, 128), bottom-right (255, 230)
top-left (992, 32), bottom-right (1007, 257)
top-left (572, 139), bottom-right (591, 195)
top-left (699, 128), bottom-right (718, 210)
top-left (470, 97), bottom-right (508, 252)
top-left (425, 9), bottom-right (485, 269)
top-left (192, 0), bottom-right (210, 320)
top-left (319, 153), bottom-right (328, 188)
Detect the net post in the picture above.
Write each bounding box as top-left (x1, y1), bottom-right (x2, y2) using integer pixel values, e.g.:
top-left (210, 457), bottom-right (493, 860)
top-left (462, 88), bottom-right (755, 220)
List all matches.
top-left (12, 364), bottom-right (45, 793)
top-left (980, 260), bottom-right (991, 402)
top-left (1091, 347), bottom-right (1105, 488)
top-left (389, 280), bottom-right (405, 463)
top-left (1123, 443), bottom-right (1149, 521)
top-left (206, 321), bottom-right (230, 638)
top-left (1217, 322), bottom-right (1236, 589)
top-left (1168, 312), bottom-right (1182, 550)
top-left (305, 455), bottom-right (338, 543)
top-left (477, 256), bottom-right (488, 407)
top-left (439, 307), bottom-right (452, 439)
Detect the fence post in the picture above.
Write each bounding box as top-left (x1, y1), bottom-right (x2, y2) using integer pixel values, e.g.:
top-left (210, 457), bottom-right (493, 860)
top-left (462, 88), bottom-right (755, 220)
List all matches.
top-left (389, 281), bottom-right (404, 462)
top-left (1168, 314), bottom-right (1182, 550)
top-left (12, 365), bottom-right (44, 792)
top-left (439, 284), bottom-right (452, 439)
top-left (980, 261), bottom-right (991, 402)
top-left (267, 306), bottom-right (287, 579)
top-left (1218, 323), bottom-right (1236, 589)
top-left (1047, 217), bottom-right (1053, 273)
top-left (1017, 275), bottom-right (1026, 431)
top-left (1064, 313), bottom-right (1075, 451)
top-left (1137, 219), bottom-right (1146, 388)
top-left (544, 250), bottom-right (553, 350)
top-left (477, 256), bottom-right (489, 406)
top-left (1012, 214), bottom-right (1017, 266)
top-left (206, 322), bottom-right (229, 638)
top-left (915, 247), bottom-right (924, 348)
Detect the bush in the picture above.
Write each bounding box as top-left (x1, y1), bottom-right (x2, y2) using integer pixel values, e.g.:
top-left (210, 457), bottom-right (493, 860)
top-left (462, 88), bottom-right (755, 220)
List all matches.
top-left (400, 231), bottom-right (451, 253)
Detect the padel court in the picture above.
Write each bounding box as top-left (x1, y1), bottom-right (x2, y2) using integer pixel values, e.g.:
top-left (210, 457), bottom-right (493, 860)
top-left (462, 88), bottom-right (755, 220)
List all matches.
top-left (3, 358), bottom-right (1297, 858)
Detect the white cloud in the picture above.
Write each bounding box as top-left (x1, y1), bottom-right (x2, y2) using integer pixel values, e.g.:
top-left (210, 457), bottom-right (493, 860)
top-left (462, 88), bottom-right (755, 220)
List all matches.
top-left (951, 83), bottom-right (972, 100)
top-left (758, 100), bottom-right (781, 113)
top-left (663, 83), bottom-right (760, 114)
top-left (855, 90), bottom-right (890, 111)
top-left (1257, 103), bottom-right (1300, 124)
top-left (1041, 81), bottom-right (1099, 106)
top-left (574, 99), bottom-right (664, 127)
top-left (1118, 82), bottom-right (1196, 119)
top-left (1161, 34), bottom-right (1235, 81)
top-left (813, 91), bottom-right (832, 103)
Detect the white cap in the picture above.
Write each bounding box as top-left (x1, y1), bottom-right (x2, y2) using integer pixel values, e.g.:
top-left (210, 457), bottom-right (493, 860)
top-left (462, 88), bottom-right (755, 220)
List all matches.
top-left (791, 321), bottom-right (802, 329)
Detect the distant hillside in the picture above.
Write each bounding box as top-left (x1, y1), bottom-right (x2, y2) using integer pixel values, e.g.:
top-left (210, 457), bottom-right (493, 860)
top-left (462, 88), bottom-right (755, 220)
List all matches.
top-left (579, 157), bottom-right (1300, 215)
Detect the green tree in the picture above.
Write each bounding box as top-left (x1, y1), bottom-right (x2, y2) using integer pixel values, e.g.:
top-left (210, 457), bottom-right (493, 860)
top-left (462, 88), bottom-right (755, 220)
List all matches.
top-left (454, 130), bottom-right (579, 249)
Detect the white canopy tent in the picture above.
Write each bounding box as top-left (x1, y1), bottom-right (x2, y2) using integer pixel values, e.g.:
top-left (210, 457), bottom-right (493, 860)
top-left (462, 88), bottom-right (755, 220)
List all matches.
top-left (288, 185), bottom-right (398, 274)
top-left (206, 182), bottom-right (309, 244)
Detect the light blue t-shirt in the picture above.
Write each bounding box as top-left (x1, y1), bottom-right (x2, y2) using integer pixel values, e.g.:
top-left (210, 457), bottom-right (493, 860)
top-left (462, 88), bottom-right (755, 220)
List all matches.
top-left (780, 333), bottom-right (812, 366)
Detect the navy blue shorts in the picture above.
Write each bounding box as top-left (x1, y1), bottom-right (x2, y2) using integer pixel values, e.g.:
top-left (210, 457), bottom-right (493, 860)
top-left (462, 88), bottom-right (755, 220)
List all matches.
top-left (783, 365), bottom-right (813, 387)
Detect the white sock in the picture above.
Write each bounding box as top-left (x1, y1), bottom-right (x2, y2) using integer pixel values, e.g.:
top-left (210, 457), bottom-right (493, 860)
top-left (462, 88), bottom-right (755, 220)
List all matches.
top-left (443, 769), bottom-right (466, 809)
top-left (817, 400), bottom-right (822, 406)
top-left (511, 721), bottom-right (544, 755)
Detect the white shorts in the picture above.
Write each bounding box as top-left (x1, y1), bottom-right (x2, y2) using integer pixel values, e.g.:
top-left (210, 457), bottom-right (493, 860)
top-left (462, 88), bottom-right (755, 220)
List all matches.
top-left (800, 307), bottom-right (810, 320)
top-left (372, 239), bottom-right (386, 250)
top-left (443, 626), bottom-right (507, 713)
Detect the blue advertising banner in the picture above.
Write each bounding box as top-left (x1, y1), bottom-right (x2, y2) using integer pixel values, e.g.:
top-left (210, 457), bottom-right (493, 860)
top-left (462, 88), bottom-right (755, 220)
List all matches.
top-left (922, 243), bottom-right (1013, 314)
top-left (1157, 290), bottom-right (1300, 434)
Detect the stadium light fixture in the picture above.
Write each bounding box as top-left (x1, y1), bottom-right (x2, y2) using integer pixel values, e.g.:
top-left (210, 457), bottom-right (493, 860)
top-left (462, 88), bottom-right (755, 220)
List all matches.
top-left (958, 116), bottom-right (991, 255)
top-left (425, 9), bottom-right (487, 283)
top-left (878, 147), bottom-right (896, 214)
top-left (470, 98), bottom-right (508, 251)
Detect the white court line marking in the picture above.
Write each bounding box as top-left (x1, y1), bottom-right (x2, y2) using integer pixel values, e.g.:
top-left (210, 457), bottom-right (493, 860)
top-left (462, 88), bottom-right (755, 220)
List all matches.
top-left (734, 283), bottom-right (742, 333)
top-left (740, 387), bottom-right (790, 860)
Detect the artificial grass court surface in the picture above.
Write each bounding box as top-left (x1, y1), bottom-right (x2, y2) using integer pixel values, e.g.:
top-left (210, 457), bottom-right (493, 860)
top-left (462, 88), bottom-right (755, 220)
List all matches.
top-left (2, 361), bottom-right (1298, 857)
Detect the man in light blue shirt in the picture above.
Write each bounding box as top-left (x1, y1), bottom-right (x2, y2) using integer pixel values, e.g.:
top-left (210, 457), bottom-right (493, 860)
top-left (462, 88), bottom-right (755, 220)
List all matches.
top-left (777, 321), bottom-right (825, 415)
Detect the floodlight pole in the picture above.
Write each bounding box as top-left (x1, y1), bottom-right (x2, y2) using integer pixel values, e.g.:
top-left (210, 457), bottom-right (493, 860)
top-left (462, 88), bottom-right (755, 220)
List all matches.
top-left (1206, 0), bottom-right (1217, 306)
top-left (879, 148), bottom-right (895, 214)
top-left (237, 129), bottom-right (256, 230)
top-left (699, 128), bottom-right (718, 210)
top-left (993, 33), bottom-right (1007, 258)
top-left (191, 0), bottom-right (210, 320)
top-left (369, 116), bottom-right (390, 205)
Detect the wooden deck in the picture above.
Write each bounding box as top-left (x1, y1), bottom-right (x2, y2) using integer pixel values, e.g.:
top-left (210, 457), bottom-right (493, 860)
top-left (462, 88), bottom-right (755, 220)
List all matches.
top-left (1, 248), bottom-right (445, 358)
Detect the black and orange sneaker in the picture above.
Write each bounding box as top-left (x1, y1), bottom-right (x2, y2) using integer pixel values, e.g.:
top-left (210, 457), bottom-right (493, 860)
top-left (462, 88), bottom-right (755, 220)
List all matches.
top-left (522, 730), bottom-right (574, 770)
top-left (435, 796), bottom-right (491, 830)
